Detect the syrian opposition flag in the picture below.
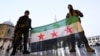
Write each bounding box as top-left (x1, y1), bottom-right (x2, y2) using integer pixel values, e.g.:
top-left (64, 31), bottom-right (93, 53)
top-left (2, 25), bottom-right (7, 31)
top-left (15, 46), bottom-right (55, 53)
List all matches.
top-left (30, 16), bottom-right (83, 52)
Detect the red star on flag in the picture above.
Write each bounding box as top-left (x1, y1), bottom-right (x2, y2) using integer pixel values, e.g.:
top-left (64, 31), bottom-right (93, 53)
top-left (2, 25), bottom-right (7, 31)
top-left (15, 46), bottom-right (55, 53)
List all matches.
top-left (65, 27), bottom-right (72, 34)
top-left (38, 33), bottom-right (44, 41)
top-left (51, 31), bottom-right (57, 38)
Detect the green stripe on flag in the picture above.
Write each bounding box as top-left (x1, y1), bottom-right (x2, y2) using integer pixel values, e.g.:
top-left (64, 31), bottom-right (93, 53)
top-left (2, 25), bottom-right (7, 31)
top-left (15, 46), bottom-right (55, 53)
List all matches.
top-left (66, 16), bottom-right (79, 25)
top-left (31, 18), bottom-right (66, 33)
top-left (31, 16), bottom-right (80, 34)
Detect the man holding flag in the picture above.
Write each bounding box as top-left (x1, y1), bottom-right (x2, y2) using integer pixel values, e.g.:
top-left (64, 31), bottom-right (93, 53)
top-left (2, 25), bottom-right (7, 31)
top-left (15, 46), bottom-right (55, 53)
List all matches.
top-left (11, 10), bottom-right (32, 55)
top-left (66, 4), bottom-right (94, 52)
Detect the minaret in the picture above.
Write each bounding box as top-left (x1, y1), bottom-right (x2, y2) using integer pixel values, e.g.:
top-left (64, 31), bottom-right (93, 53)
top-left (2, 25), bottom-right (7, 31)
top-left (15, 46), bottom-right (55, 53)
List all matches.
top-left (55, 15), bottom-right (57, 22)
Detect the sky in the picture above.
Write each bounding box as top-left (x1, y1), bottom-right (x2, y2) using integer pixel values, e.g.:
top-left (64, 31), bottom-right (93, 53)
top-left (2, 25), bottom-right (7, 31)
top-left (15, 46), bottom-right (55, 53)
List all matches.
top-left (0, 0), bottom-right (100, 37)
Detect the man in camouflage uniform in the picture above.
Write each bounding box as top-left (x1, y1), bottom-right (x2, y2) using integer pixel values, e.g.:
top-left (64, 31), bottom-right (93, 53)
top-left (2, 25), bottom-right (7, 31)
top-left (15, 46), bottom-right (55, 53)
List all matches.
top-left (11, 10), bottom-right (32, 55)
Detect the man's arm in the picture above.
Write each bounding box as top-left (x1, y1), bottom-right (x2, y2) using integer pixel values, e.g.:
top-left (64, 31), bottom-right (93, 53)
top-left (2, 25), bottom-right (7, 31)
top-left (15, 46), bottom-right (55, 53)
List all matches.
top-left (16, 17), bottom-right (21, 28)
top-left (74, 10), bottom-right (84, 17)
top-left (29, 18), bottom-right (32, 29)
top-left (66, 13), bottom-right (69, 18)
top-left (16, 16), bottom-right (24, 28)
